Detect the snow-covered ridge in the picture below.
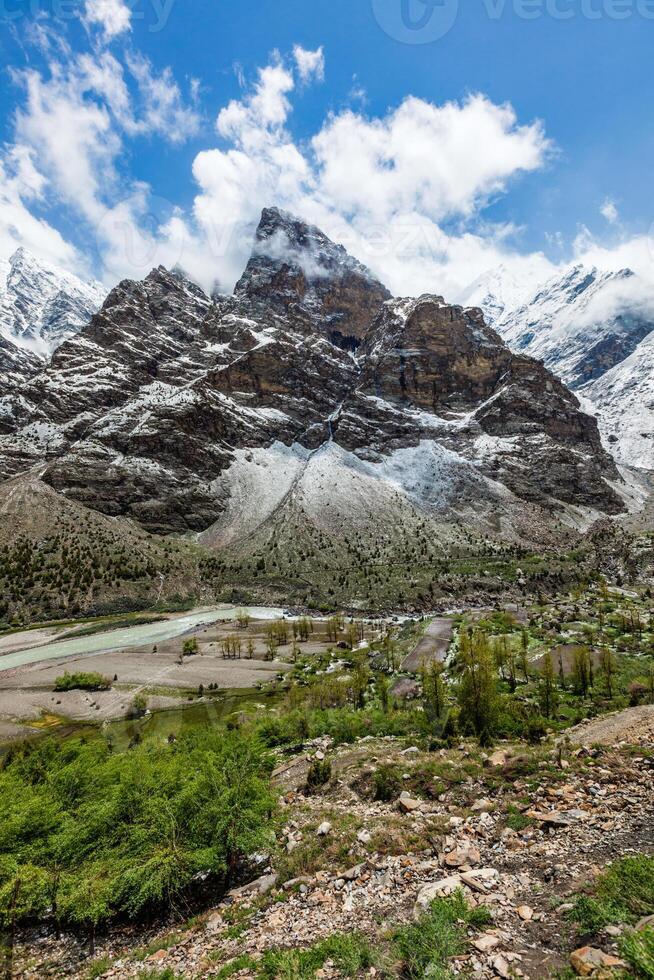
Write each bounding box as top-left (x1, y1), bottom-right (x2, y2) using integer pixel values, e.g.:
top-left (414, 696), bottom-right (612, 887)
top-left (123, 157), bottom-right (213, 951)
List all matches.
top-left (0, 247), bottom-right (105, 359)
top-left (465, 260), bottom-right (654, 471)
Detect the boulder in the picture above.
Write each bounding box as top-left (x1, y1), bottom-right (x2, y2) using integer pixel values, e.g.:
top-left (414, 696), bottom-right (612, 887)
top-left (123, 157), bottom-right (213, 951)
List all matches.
top-left (398, 792), bottom-right (421, 813)
top-left (445, 843), bottom-right (481, 868)
top-left (570, 947), bottom-right (626, 976)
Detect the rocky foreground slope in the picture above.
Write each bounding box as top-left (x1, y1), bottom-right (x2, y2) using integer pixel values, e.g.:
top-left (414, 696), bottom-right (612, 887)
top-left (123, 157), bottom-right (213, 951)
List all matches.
top-left (0, 209), bottom-right (627, 553)
top-left (16, 718), bottom-right (654, 979)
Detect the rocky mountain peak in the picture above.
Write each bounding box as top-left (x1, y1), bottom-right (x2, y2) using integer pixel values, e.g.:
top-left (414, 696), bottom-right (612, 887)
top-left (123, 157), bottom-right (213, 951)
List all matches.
top-left (0, 246), bottom-right (105, 361)
top-left (0, 208), bottom-right (628, 538)
top-left (234, 207), bottom-right (391, 349)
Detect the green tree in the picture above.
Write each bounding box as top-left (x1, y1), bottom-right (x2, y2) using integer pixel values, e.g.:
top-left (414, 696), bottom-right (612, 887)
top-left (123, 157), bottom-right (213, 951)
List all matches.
top-left (573, 647), bottom-right (593, 697)
top-left (600, 647), bottom-right (618, 699)
top-left (457, 631), bottom-right (499, 746)
top-left (519, 629), bottom-right (530, 683)
top-left (421, 661), bottom-right (447, 728)
top-left (539, 653), bottom-right (558, 719)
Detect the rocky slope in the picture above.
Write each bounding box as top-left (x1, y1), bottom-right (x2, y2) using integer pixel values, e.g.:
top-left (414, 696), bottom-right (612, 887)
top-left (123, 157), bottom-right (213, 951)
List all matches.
top-left (0, 210), bottom-right (626, 553)
top-left (15, 721), bottom-right (654, 979)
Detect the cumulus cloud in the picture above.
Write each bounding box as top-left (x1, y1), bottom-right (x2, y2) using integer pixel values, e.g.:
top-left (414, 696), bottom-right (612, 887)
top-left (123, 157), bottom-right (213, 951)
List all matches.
top-left (293, 45), bottom-right (325, 83)
top-left (3, 40), bottom-right (201, 283)
top-left (84, 0), bottom-right (132, 40)
top-left (189, 53), bottom-right (553, 295)
top-left (2, 43), bottom-right (646, 305)
top-left (0, 151), bottom-right (83, 271)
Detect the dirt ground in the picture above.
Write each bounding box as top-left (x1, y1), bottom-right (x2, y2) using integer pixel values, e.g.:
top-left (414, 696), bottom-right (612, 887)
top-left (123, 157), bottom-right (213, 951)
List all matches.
top-left (0, 615), bottom-right (372, 730)
top-left (401, 617), bottom-right (454, 671)
top-left (0, 627), bottom-right (64, 656)
top-left (566, 704), bottom-right (654, 745)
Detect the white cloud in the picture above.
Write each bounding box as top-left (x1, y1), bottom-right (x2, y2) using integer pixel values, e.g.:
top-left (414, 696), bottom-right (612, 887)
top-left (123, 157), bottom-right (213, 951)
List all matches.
top-left (313, 96), bottom-right (549, 225)
top-left (218, 61), bottom-right (295, 138)
top-left (0, 152), bottom-right (83, 270)
top-left (600, 198), bottom-right (619, 224)
top-left (189, 57), bottom-right (553, 295)
top-left (124, 53), bottom-right (201, 143)
top-left (4, 43), bottom-right (648, 306)
top-left (15, 67), bottom-right (119, 224)
top-left (293, 46), bottom-right (325, 83)
top-left (84, 0), bottom-right (132, 40)
top-left (5, 42), bottom-right (201, 283)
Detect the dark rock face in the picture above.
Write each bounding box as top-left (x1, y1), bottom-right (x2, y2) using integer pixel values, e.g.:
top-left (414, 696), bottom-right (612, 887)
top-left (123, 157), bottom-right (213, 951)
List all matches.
top-left (0, 208), bottom-right (626, 536)
top-left (0, 334), bottom-right (41, 398)
top-left (235, 208), bottom-right (391, 348)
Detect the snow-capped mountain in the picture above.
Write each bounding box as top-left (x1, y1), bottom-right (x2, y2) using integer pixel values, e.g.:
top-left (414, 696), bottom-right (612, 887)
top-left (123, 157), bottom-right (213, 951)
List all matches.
top-left (466, 262), bottom-right (654, 471)
top-left (0, 247), bottom-right (104, 361)
top-left (580, 333), bottom-right (654, 470)
top-left (457, 264), bottom-right (540, 330)
top-left (483, 264), bottom-right (653, 390)
top-left (0, 208), bottom-right (625, 546)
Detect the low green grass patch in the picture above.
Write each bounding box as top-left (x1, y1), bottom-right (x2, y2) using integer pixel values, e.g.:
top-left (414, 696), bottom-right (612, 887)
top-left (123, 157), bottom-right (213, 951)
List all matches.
top-left (392, 891), bottom-right (492, 979)
top-left (86, 957), bottom-right (112, 979)
top-left (621, 926), bottom-right (654, 979)
top-left (259, 933), bottom-right (374, 978)
top-left (570, 855), bottom-right (654, 933)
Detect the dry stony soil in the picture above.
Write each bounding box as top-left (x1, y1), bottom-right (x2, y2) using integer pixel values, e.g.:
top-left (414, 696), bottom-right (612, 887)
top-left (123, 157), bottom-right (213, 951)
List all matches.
top-left (15, 708), bottom-right (654, 980)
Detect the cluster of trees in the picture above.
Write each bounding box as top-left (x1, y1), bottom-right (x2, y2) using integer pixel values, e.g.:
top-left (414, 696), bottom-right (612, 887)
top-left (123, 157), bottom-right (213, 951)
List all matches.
top-left (0, 730), bottom-right (276, 962)
top-left (0, 524), bottom-right (186, 624)
top-left (53, 672), bottom-right (112, 693)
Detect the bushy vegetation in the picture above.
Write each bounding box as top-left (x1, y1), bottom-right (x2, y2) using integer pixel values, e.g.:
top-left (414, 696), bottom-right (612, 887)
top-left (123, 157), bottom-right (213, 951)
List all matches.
top-left (54, 671), bottom-right (112, 693)
top-left (0, 520), bottom-right (196, 626)
top-left (0, 730), bottom-right (276, 947)
top-left (621, 927), bottom-right (654, 979)
top-left (259, 932), bottom-right (375, 978)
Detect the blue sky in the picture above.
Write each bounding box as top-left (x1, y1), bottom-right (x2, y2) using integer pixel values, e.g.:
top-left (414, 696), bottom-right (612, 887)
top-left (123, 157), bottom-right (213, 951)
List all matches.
top-left (0, 0), bottom-right (652, 299)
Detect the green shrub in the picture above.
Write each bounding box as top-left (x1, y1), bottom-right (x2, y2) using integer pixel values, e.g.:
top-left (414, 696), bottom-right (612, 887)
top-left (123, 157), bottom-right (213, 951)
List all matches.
top-left (54, 671), bottom-right (112, 692)
top-left (570, 856), bottom-right (654, 933)
top-left (0, 730), bottom-right (276, 933)
top-left (259, 932), bottom-right (374, 978)
top-left (372, 764), bottom-right (402, 802)
top-left (86, 958), bottom-right (112, 979)
top-left (305, 759), bottom-right (332, 793)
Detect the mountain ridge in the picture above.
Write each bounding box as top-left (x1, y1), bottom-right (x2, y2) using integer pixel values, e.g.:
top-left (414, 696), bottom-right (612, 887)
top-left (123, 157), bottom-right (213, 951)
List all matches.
top-left (467, 260), bottom-right (654, 470)
top-left (0, 209), bottom-right (626, 555)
